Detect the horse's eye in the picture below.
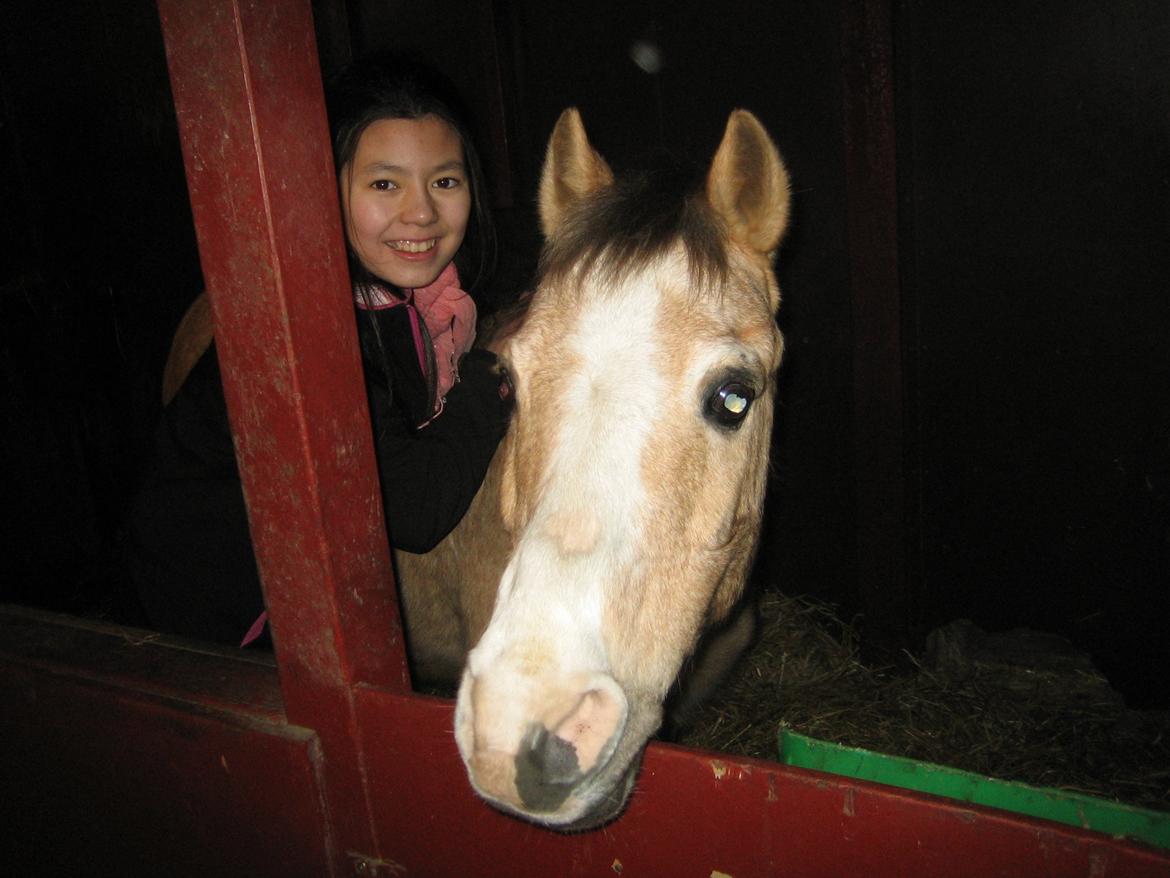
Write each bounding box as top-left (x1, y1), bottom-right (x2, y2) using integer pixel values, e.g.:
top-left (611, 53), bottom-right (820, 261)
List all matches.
top-left (706, 381), bottom-right (756, 429)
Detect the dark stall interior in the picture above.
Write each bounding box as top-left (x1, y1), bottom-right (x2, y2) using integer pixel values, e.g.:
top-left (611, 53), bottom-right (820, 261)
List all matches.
top-left (1, 0), bottom-right (1167, 711)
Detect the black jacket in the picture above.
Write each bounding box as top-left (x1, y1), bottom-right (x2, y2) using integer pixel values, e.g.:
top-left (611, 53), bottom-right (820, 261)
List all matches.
top-left (126, 303), bottom-right (511, 644)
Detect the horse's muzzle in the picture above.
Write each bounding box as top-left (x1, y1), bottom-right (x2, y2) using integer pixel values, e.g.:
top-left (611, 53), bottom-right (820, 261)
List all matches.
top-left (454, 667), bottom-right (632, 827)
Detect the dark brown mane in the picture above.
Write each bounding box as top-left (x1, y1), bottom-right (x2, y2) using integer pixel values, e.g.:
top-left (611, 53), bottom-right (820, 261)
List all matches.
top-left (538, 166), bottom-right (729, 293)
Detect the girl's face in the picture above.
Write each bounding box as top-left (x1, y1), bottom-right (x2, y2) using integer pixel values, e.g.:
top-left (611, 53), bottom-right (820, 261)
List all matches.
top-left (341, 114), bottom-right (471, 290)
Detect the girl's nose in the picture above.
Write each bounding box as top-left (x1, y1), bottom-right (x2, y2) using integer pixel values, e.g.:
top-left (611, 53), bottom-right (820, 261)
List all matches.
top-left (401, 183), bottom-right (437, 225)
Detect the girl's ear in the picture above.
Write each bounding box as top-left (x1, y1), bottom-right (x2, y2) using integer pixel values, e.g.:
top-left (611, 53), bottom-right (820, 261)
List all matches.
top-left (538, 108), bottom-right (614, 239)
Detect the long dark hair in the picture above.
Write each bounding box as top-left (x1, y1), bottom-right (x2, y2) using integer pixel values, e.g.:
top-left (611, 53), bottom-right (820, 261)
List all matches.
top-left (327, 53), bottom-right (497, 299)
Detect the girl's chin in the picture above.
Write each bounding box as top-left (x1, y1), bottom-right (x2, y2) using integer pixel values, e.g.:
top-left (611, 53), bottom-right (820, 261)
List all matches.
top-left (374, 263), bottom-right (443, 290)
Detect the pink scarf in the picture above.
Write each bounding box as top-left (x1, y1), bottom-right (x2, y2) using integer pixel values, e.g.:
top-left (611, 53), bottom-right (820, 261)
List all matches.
top-left (354, 263), bottom-right (477, 412)
top-left (410, 262), bottom-right (477, 406)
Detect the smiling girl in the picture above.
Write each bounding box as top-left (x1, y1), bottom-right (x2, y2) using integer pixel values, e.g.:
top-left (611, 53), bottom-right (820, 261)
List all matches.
top-left (127, 56), bottom-right (514, 645)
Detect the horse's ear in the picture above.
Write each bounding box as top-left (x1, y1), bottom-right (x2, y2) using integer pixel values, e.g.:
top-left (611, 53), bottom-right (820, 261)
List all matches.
top-left (705, 110), bottom-right (791, 258)
top-left (538, 108), bottom-right (615, 238)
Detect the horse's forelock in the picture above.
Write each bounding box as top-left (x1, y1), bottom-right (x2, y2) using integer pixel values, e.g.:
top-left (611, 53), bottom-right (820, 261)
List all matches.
top-left (537, 167), bottom-right (730, 296)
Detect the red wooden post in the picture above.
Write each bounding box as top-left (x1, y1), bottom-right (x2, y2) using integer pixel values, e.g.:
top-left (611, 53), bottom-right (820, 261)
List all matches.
top-left (156, 0), bottom-right (408, 868)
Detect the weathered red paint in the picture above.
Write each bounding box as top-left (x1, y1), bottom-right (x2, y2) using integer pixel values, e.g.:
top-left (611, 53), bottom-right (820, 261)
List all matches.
top-left (357, 687), bottom-right (1170, 877)
top-left (155, 0), bottom-right (409, 869)
top-left (0, 609), bottom-right (329, 878)
top-left (5, 606), bottom-right (1168, 876)
top-left (0, 604), bottom-right (284, 720)
top-left (154, 0), bottom-right (408, 695)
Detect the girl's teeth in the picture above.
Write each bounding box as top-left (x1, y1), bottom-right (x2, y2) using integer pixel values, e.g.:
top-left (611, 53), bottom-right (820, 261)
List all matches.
top-left (391, 240), bottom-right (435, 253)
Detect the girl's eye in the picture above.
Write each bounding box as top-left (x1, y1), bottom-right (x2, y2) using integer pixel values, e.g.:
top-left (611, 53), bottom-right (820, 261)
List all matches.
top-left (433, 177), bottom-right (462, 190)
top-left (705, 381), bottom-right (756, 429)
top-left (371, 179), bottom-right (397, 191)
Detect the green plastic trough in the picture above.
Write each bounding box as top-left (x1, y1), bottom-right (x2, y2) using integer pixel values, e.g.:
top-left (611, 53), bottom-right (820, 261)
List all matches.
top-left (779, 729), bottom-right (1170, 851)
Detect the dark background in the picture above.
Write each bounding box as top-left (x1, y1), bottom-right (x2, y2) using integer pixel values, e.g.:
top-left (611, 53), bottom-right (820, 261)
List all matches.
top-left (2, 1), bottom-right (1166, 706)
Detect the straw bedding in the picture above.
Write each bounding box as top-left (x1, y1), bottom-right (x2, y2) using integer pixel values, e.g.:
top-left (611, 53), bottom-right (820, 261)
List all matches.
top-left (676, 589), bottom-right (1170, 813)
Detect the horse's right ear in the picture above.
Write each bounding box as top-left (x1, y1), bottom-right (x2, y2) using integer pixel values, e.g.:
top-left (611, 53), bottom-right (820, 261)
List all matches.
top-left (538, 108), bottom-right (615, 238)
top-left (706, 110), bottom-right (791, 258)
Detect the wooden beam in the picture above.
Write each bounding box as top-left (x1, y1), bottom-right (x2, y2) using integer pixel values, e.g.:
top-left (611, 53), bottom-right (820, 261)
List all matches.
top-left (5, 607), bottom-right (1166, 876)
top-left (356, 686), bottom-right (1170, 877)
top-left (156, 0), bottom-right (409, 869)
top-left (0, 608), bottom-right (330, 877)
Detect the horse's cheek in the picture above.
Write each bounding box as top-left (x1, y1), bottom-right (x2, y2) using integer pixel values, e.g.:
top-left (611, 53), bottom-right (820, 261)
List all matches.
top-left (497, 436), bottom-right (519, 533)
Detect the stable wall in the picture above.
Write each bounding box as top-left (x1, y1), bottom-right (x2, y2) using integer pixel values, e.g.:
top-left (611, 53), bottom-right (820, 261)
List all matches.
top-left (1, 0), bottom-right (1166, 706)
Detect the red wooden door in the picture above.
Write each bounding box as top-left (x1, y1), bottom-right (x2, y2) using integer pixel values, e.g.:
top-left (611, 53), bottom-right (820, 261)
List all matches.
top-left (1, 2), bottom-right (1168, 875)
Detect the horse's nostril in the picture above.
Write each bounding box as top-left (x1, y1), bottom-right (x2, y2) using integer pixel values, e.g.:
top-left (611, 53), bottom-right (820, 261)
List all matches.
top-left (514, 723), bottom-right (583, 812)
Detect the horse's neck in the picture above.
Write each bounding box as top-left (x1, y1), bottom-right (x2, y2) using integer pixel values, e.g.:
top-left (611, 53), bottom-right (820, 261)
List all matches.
top-left (456, 434), bottom-right (510, 552)
top-left (435, 431), bottom-right (515, 642)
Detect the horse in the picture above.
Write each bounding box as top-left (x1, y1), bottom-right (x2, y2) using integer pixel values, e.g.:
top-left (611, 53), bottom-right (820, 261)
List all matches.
top-left (394, 107), bottom-right (791, 830)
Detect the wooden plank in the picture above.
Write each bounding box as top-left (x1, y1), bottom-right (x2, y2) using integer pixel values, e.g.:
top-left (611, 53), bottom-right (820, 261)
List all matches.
top-left (356, 687), bottom-right (1170, 877)
top-left (154, 0), bottom-right (408, 695)
top-left (0, 604), bottom-right (283, 719)
top-left (5, 607), bottom-right (1164, 875)
top-left (0, 611), bottom-right (329, 878)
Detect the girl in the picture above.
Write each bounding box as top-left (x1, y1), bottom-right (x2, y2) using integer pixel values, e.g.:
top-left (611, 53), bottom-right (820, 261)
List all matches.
top-left (126, 56), bottom-right (514, 645)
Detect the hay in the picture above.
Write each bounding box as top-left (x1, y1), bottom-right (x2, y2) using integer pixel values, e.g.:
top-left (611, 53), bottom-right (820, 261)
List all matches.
top-left (677, 589), bottom-right (1170, 813)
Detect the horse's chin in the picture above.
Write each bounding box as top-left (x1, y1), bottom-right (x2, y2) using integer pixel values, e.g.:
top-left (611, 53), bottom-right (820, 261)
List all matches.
top-left (550, 756), bottom-right (641, 832)
top-left (487, 752), bottom-right (642, 833)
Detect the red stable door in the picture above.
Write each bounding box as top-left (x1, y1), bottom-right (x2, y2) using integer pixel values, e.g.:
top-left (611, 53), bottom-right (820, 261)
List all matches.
top-left (2, 1), bottom-right (1169, 876)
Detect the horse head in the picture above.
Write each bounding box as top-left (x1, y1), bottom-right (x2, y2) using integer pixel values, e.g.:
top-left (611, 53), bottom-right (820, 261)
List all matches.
top-left (453, 107), bottom-right (790, 829)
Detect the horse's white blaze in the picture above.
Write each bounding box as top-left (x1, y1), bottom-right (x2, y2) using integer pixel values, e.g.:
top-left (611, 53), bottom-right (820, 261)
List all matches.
top-left (551, 271), bottom-right (664, 559)
top-left (455, 272), bottom-right (667, 814)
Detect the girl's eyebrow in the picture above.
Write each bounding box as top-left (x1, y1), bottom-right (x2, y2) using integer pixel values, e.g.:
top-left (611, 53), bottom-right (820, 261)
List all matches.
top-left (358, 159), bottom-right (466, 175)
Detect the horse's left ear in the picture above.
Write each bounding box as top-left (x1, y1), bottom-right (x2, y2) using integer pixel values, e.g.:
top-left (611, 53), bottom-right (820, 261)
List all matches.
top-left (706, 110), bottom-right (791, 258)
top-left (538, 108), bottom-right (615, 238)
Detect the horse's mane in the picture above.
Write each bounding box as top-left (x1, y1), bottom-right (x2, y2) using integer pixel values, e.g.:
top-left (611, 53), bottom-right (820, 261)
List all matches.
top-left (476, 166), bottom-right (733, 349)
top-left (539, 165), bottom-right (730, 294)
